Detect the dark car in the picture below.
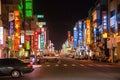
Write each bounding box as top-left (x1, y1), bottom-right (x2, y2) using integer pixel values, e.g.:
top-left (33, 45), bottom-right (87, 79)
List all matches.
top-left (0, 58), bottom-right (34, 78)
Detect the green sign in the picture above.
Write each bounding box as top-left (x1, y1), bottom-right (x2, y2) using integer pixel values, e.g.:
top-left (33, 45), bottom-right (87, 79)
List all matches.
top-left (25, 2), bottom-right (32, 9)
top-left (26, 41), bottom-right (30, 50)
top-left (8, 38), bottom-right (12, 49)
top-left (18, 0), bottom-right (23, 18)
top-left (26, 10), bottom-right (32, 17)
top-left (37, 15), bottom-right (44, 18)
top-left (26, 0), bottom-right (32, 1)
top-left (40, 34), bottom-right (44, 52)
top-left (25, 0), bottom-right (33, 18)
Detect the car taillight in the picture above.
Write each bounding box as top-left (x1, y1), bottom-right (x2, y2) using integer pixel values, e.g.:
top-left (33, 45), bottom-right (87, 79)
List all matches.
top-left (27, 64), bottom-right (32, 67)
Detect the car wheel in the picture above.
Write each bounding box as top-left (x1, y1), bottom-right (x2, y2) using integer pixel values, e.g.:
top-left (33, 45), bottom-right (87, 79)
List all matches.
top-left (11, 70), bottom-right (22, 78)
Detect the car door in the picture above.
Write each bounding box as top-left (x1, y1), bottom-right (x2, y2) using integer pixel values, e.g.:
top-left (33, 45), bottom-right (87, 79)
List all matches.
top-left (0, 59), bottom-right (13, 75)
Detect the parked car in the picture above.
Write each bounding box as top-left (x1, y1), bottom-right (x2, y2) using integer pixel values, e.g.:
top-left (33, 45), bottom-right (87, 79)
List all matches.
top-left (0, 58), bottom-right (34, 78)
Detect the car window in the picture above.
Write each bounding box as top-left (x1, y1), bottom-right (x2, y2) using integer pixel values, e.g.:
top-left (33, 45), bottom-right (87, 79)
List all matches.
top-left (0, 60), bottom-right (6, 65)
top-left (0, 59), bottom-right (24, 66)
top-left (11, 59), bottom-right (24, 65)
top-left (0, 59), bottom-right (11, 65)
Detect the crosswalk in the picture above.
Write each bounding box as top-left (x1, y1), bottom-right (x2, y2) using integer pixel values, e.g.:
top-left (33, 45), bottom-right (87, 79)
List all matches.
top-left (33, 63), bottom-right (112, 68)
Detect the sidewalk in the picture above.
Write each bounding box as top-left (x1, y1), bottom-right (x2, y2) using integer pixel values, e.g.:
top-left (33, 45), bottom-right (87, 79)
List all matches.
top-left (91, 59), bottom-right (120, 65)
top-left (33, 64), bottom-right (42, 68)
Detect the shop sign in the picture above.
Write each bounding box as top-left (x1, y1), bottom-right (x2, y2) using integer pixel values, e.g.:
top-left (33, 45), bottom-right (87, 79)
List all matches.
top-left (80, 46), bottom-right (86, 50)
top-left (26, 30), bottom-right (34, 35)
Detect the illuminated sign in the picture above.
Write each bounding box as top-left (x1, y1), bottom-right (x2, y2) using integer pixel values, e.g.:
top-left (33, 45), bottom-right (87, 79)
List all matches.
top-left (34, 30), bottom-right (38, 51)
top-left (78, 21), bottom-right (83, 45)
top-left (37, 14), bottom-right (44, 18)
top-left (102, 11), bottom-right (107, 30)
top-left (80, 46), bottom-right (86, 50)
top-left (8, 13), bottom-right (14, 36)
top-left (14, 38), bottom-right (20, 51)
top-left (40, 34), bottom-right (44, 52)
top-left (86, 19), bottom-right (91, 44)
top-left (21, 35), bottom-right (24, 43)
top-left (73, 27), bottom-right (77, 48)
top-left (26, 30), bottom-right (34, 35)
top-left (37, 22), bottom-right (46, 27)
top-left (25, 0), bottom-right (33, 18)
top-left (18, 0), bottom-right (23, 18)
top-left (14, 10), bottom-right (20, 51)
top-left (8, 20), bottom-right (14, 36)
top-left (26, 41), bottom-right (30, 50)
top-left (14, 10), bottom-right (20, 38)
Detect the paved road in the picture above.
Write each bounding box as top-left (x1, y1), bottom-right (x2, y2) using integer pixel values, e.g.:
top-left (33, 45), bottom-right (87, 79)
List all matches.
top-left (0, 58), bottom-right (120, 80)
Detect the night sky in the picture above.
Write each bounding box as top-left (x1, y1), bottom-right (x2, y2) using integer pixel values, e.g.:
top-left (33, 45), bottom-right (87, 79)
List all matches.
top-left (33, 0), bottom-right (96, 50)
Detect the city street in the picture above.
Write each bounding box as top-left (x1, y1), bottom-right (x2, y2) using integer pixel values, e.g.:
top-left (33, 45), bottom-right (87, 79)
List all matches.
top-left (0, 58), bottom-right (120, 80)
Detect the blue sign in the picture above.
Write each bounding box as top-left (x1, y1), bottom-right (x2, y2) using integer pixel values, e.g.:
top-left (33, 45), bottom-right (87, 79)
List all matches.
top-left (73, 28), bottom-right (77, 46)
top-left (8, 20), bottom-right (14, 36)
top-left (80, 46), bottom-right (86, 50)
top-left (78, 24), bottom-right (82, 30)
top-left (74, 38), bottom-right (77, 45)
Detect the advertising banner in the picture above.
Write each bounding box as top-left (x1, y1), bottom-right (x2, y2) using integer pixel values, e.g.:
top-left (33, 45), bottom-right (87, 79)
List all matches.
top-left (40, 34), bottom-right (44, 52)
top-left (8, 13), bottom-right (14, 49)
top-left (78, 21), bottom-right (83, 45)
top-left (73, 27), bottom-right (77, 48)
top-left (8, 20), bottom-right (14, 36)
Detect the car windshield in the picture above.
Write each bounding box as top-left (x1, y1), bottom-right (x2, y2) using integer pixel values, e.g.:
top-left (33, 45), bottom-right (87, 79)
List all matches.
top-left (0, 58), bottom-right (24, 65)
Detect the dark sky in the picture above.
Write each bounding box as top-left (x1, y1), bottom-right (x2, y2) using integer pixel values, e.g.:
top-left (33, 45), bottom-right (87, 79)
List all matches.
top-left (33, 0), bottom-right (96, 50)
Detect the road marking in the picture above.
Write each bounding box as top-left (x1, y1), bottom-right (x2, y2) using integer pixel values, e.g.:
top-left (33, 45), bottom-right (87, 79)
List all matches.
top-left (72, 64), bottom-right (76, 67)
top-left (46, 64), bottom-right (50, 67)
top-left (55, 64), bottom-right (59, 67)
top-left (33, 65), bottom-right (42, 68)
top-left (63, 64), bottom-right (67, 66)
top-left (80, 64), bottom-right (84, 66)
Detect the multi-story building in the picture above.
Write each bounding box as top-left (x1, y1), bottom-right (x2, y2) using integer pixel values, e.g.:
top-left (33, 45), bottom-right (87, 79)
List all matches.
top-left (89, 0), bottom-right (109, 57)
top-left (108, 0), bottom-right (120, 61)
top-left (0, 0), bottom-right (20, 58)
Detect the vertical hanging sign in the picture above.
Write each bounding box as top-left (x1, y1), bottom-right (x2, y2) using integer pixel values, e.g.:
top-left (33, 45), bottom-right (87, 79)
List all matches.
top-left (8, 13), bottom-right (14, 36)
top-left (14, 10), bottom-right (20, 51)
top-left (40, 33), bottom-right (44, 52)
top-left (73, 27), bottom-right (77, 48)
top-left (8, 13), bottom-right (14, 49)
top-left (25, 0), bottom-right (33, 18)
top-left (78, 21), bottom-right (83, 45)
top-left (102, 11), bottom-right (107, 31)
top-left (86, 19), bottom-right (91, 44)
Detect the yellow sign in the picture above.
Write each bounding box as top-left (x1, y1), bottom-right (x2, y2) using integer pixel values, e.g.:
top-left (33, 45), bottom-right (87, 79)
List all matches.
top-left (86, 19), bottom-right (91, 44)
top-left (102, 33), bottom-right (107, 38)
